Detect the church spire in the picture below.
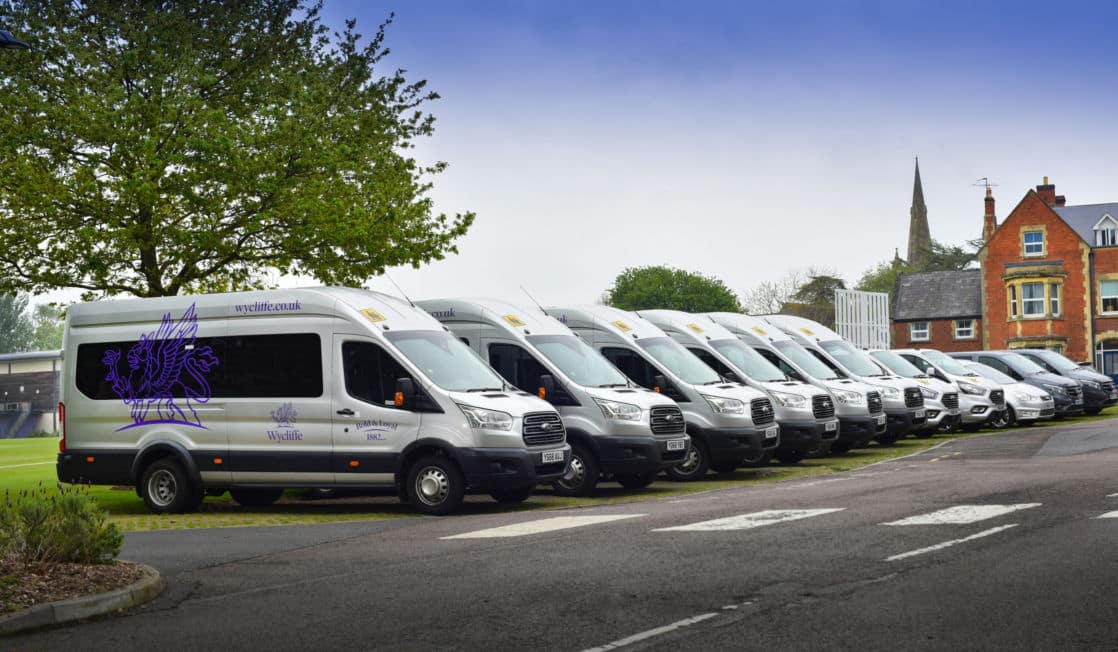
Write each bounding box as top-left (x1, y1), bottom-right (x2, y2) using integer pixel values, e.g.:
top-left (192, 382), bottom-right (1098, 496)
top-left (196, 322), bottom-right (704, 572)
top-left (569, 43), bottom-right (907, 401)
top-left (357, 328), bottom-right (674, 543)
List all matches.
top-left (907, 156), bottom-right (931, 270)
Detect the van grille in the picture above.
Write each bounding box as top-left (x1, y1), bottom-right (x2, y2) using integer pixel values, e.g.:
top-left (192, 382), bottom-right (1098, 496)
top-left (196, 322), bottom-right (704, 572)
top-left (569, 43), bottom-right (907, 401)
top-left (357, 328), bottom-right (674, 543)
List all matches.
top-left (650, 405), bottom-right (686, 435)
top-left (812, 395), bottom-right (835, 419)
top-left (751, 398), bottom-right (775, 426)
top-left (942, 393), bottom-right (959, 410)
top-left (904, 387), bottom-right (924, 408)
top-left (990, 389), bottom-right (1005, 406)
top-left (867, 391), bottom-right (883, 415)
top-left (1066, 386), bottom-right (1082, 403)
top-left (522, 412), bottom-right (565, 446)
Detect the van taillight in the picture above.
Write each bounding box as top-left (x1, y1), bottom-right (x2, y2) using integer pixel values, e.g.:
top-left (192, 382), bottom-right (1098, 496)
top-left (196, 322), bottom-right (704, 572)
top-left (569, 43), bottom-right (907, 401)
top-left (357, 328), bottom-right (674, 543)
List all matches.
top-left (58, 402), bottom-right (66, 452)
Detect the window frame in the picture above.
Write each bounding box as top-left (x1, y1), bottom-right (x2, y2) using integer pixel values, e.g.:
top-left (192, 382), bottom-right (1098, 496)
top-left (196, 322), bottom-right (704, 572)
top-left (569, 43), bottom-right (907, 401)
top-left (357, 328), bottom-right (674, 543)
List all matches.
top-left (1009, 285), bottom-right (1018, 317)
top-left (1022, 230), bottom-right (1045, 257)
top-left (1102, 280), bottom-right (1118, 315)
top-left (1049, 282), bottom-right (1061, 316)
top-left (1020, 282), bottom-right (1045, 317)
top-left (908, 321), bottom-right (930, 342)
top-left (954, 319), bottom-right (975, 340)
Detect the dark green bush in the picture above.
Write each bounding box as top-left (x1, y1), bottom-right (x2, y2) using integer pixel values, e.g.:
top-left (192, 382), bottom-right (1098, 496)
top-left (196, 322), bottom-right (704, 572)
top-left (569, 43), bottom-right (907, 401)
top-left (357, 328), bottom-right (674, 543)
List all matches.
top-left (0, 483), bottom-right (122, 564)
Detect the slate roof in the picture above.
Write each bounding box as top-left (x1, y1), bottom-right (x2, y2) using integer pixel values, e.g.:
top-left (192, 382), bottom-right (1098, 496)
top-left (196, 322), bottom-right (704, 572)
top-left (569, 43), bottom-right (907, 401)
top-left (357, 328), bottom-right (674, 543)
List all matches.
top-left (1053, 203), bottom-right (1118, 245)
top-left (893, 270), bottom-right (982, 321)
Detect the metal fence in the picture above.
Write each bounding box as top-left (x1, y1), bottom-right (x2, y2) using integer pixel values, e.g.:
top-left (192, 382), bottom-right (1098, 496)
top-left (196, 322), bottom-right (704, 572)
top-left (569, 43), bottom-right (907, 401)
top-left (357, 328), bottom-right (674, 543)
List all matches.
top-left (835, 289), bottom-right (890, 349)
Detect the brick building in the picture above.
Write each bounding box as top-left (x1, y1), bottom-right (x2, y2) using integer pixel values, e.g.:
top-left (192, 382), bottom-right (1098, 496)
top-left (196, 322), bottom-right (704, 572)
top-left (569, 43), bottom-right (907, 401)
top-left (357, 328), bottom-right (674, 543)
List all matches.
top-left (893, 270), bottom-right (982, 350)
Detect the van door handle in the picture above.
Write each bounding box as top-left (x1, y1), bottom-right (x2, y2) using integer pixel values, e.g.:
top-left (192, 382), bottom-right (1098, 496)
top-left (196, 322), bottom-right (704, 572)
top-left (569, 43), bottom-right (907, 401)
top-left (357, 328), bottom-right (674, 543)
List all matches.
top-left (336, 408), bottom-right (355, 416)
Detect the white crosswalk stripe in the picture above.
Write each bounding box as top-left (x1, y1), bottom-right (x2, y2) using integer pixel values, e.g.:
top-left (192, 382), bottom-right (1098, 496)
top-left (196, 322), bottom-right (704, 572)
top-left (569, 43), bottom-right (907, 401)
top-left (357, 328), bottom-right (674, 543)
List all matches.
top-left (883, 503), bottom-right (1040, 526)
top-left (653, 509), bottom-right (844, 532)
top-left (442, 514), bottom-right (644, 539)
top-left (1096, 511), bottom-right (1118, 519)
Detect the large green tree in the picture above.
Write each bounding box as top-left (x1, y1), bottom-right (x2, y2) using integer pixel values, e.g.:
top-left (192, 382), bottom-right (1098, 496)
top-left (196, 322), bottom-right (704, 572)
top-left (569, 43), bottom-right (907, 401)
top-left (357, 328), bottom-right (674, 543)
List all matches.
top-left (0, 1), bottom-right (473, 298)
top-left (605, 266), bottom-right (741, 312)
top-left (782, 274), bottom-right (846, 328)
top-left (0, 295), bottom-right (35, 353)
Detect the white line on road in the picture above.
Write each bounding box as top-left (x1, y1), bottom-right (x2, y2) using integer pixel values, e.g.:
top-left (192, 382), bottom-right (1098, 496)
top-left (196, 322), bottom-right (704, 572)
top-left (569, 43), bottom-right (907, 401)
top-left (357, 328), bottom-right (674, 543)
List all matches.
top-left (1097, 511), bottom-right (1118, 519)
top-left (653, 508), bottom-right (845, 532)
top-left (441, 514), bottom-right (644, 539)
top-left (883, 503), bottom-right (1040, 526)
top-left (582, 612), bottom-right (720, 652)
top-left (0, 461), bottom-right (53, 469)
top-left (1107, 493), bottom-right (1118, 498)
top-left (886, 524), bottom-right (1018, 562)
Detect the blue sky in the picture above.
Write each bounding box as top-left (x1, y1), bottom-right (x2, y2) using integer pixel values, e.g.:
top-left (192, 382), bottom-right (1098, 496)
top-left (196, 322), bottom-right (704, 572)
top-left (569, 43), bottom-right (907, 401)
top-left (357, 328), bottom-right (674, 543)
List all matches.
top-left (309, 1), bottom-right (1118, 306)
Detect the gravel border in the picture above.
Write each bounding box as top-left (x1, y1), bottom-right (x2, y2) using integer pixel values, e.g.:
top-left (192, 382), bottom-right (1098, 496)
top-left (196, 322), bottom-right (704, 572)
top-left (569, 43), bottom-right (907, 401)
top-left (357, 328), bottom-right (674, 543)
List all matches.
top-left (0, 562), bottom-right (163, 637)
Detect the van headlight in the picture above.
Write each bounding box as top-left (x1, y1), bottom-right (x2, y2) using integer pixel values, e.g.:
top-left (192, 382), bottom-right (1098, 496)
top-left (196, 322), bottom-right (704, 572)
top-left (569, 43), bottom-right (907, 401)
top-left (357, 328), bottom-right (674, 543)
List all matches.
top-left (919, 386), bottom-right (940, 400)
top-left (957, 381), bottom-right (985, 395)
top-left (1041, 383), bottom-right (1066, 396)
top-left (700, 394), bottom-right (745, 414)
top-left (457, 404), bottom-right (513, 431)
top-left (769, 391), bottom-right (807, 409)
top-left (875, 386), bottom-right (901, 400)
top-left (834, 389), bottom-right (865, 406)
top-left (594, 399), bottom-right (641, 421)
top-left (1082, 380), bottom-right (1101, 390)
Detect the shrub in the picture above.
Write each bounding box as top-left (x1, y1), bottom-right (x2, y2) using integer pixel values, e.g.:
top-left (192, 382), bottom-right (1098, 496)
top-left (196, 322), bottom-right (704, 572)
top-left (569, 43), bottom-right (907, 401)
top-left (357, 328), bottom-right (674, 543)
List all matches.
top-left (0, 483), bottom-right (122, 564)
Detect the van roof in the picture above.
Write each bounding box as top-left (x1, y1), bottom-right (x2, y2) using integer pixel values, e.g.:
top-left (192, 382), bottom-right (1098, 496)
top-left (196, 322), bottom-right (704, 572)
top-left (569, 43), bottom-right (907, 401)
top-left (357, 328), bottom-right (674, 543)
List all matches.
top-left (636, 310), bottom-right (738, 345)
top-left (66, 286), bottom-right (443, 332)
top-left (759, 314), bottom-right (843, 344)
top-left (544, 305), bottom-right (668, 342)
top-left (416, 298), bottom-right (571, 336)
top-left (706, 312), bottom-right (793, 344)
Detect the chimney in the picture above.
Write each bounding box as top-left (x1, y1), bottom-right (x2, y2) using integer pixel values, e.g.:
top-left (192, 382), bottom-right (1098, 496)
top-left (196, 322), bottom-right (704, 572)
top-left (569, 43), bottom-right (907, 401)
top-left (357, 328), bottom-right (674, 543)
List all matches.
top-left (1036, 175), bottom-right (1057, 205)
top-left (983, 186), bottom-right (997, 241)
top-left (1055, 195), bottom-right (1066, 207)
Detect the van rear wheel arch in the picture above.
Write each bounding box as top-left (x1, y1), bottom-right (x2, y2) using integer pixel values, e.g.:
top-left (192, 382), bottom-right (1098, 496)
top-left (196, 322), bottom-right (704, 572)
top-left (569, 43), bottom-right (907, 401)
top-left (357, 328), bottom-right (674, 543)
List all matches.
top-left (131, 442), bottom-right (202, 490)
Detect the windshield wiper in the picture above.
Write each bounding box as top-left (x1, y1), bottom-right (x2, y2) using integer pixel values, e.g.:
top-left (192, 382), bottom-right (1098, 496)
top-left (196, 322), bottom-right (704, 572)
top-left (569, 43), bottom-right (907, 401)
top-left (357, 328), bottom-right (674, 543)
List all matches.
top-left (466, 387), bottom-right (504, 393)
top-left (598, 383), bottom-right (629, 388)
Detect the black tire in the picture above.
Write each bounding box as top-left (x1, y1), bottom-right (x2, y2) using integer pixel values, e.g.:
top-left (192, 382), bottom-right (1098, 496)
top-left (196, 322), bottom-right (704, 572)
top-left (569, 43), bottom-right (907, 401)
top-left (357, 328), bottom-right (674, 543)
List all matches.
top-left (552, 444), bottom-right (599, 496)
top-left (738, 449), bottom-right (774, 469)
top-left (140, 458), bottom-right (202, 514)
top-left (665, 438), bottom-right (711, 481)
top-left (988, 407), bottom-right (1010, 429)
top-left (829, 440), bottom-right (854, 454)
top-left (775, 449), bottom-right (806, 465)
top-left (710, 459), bottom-right (741, 473)
top-left (491, 486), bottom-right (534, 504)
top-left (874, 433), bottom-right (899, 445)
top-left (230, 488), bottom-right (284, 507)
top-left (406, 455), bottom-right (465, 515)
top-left (615, 471), bottom-right (658, 490)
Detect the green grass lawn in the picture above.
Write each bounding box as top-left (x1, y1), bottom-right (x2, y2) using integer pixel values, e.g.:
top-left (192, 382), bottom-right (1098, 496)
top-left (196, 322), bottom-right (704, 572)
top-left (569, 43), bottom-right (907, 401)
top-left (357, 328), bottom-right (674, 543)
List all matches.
top-left (4, 409), bottom-right (1114, 532)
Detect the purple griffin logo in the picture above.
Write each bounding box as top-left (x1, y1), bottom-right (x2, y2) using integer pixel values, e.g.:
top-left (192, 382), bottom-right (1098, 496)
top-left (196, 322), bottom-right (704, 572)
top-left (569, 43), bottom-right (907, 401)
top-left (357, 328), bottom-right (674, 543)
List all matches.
top-left (102, 304), bottom-right (219, 431)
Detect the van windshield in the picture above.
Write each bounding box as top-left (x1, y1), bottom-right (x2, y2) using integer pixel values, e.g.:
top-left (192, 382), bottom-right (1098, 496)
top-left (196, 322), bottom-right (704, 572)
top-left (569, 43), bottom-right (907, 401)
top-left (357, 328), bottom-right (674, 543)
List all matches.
top-left (1023, 349), bottom-right (1079, 372)
top-left (966, 362), bottom-right (1015, 385)
top-left (386, 330), bottom-right (508, 392)
top-left (773, 341), bottom-right (839, 380)
top-left (637, 337), bottom-right (721, 385)
top-left (527, 334), bottom-right (629, 388)
top-left (869, 350), bottom-right (925, 379)
top-left (1002, 352), bottom-right (1047, 376)
top-left (819, 340), bottom-right (885, 377)
top-left (921, 349), bottom-right (974, 376)
top-left (709, 339), bottom-right (786, 382)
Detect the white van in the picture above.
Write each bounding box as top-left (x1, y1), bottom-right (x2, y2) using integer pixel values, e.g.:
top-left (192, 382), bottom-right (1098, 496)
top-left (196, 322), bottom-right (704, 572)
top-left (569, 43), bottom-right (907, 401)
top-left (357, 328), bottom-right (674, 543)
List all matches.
top-left (867, 349), bottom-right (959, 436)
top-left (546, 305), bottom-right (778, 479)
top-left (57, 288), bottom-right (570, 516)
top-left (706, 312), bottom-right (885, 453)
top-left (894, 348), bottom-right (1002, 430)
top-left (639, 310), bottom-right (838, 464)
top-left (761, 315), bottom-right (926, 444)
top-left (417, 298), bottom-right (689, 495)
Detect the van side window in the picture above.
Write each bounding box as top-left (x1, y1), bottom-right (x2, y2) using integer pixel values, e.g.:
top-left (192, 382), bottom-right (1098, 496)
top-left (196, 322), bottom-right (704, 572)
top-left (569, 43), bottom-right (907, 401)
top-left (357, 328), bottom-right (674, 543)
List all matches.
top-left (343, 341), bottom-right (413, 407)
top-left (600, 347), bottom-right (688, 401)
top-left (755, 349), bottom-right (803, 381)
top-left (902, 355), bottom-right (932, 373)
top-left (688, 348), bottom-right (738, 382)
top-left (979, 356), bottom-right (1019, 380)
top-left (809, 350), bottom-right (845, 377)
top-left (488, 343), bottom-right (577, 406)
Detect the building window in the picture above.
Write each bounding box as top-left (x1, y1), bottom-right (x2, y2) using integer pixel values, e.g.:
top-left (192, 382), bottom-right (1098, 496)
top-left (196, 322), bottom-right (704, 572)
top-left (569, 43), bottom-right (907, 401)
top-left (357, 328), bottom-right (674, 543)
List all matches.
top-left (1102, 280), bottom-right (1118, 314)
top-left (1023, 231), bottom-right (1044, 256)
top-left (954, 319), bottom-right (975, 339)
top-left (1009, 285), bottom-right (1018, 317)
top-left (1049, 283), bottom-right (1060, 316)
top-left (909, 321), bottom-right (930, 342)
top-left (1021, 282), bottom-right (1045, 316)
top-left (1095, 215), bottom-right (1118, 246)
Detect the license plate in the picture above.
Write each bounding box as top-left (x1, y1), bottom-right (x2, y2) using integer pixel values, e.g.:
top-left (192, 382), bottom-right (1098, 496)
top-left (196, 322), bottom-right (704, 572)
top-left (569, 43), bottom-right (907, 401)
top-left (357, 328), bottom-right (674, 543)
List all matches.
top-left (1075, 397), bottom-right (1083, 405)
top-left (914, 409), bottom-right (925, 419)
top-left (824, 421), bottom-right (837, 432)
top-left (666, 438), bottom-right (686, 451)
top-left (764, 426), bottom-right (779, 439)
top-left (541, 450), bottom-right (564, 464)
top-left (875, 415), bottom-right (886, 426)
top-left (1110, 391), bottom-right (1117, 399)
top-left (948, 408), bottom-right (960, 416)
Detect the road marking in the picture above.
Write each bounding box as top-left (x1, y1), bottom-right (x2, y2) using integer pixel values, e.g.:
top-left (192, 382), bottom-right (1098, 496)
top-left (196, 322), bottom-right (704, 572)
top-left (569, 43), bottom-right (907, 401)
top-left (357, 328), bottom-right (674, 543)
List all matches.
top-left (0, 461), bottom-right (53, 469)
top-left (582, 612), bottom-right (720, 652)
top-left (883, 503), bottom-right (1040, 526)
top-left (886, 524), bottom-right (1018, 562)
top-left (653, 508), bottom-right (844, 532)
top-left (1097, 511), bottom-right (1118, 519)
top-left (1107, 493), bottom-right (1118, 498)
top-left (442, 514), bottom-right (644, 539)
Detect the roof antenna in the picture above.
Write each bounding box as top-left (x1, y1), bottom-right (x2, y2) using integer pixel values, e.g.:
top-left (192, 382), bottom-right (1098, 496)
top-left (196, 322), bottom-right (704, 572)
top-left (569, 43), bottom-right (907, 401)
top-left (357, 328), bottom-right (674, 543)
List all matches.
top-left (973, 177), bottom-right (999, 191)
top-left (521, 285), bottom-right (547, 315)
top-left (384, 273), bottom-right (416, 308)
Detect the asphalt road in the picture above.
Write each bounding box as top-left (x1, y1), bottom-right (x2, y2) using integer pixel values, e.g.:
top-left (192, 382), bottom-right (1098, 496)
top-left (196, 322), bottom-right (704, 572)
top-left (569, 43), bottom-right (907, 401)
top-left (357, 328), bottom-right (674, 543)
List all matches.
top-left (8, 420), bottom-right (1118, 651)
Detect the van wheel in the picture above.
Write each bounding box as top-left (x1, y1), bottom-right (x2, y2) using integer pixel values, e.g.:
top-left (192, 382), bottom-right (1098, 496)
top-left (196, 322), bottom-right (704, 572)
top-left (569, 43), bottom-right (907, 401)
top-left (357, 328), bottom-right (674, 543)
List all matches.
top-left (710, 460), bottom-right (740, 473)
top-left (738, 450), bottom-right (773, 468)
top-left (230, 488), bottom-right (284, 507)
top-left (552, 445), bottom-right (599, 496)
top-left (140, 458), bottom-right (202, 514)
top-left (406, 455), bottom-right (465, 515)
top-left (491, 487), bottom-right (533, 504)
top-left (875, 433), bottom-right (899, 445)
top-left (615, 471), bottom-right (657, 489)
top-left (665, 439), bottom-right (710, 481)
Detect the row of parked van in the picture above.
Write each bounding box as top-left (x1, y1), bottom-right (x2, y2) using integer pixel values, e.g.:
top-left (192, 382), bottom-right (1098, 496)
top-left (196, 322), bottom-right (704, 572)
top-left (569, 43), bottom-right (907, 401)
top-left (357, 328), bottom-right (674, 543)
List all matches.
top-left (55, 288), bottom-right (1117, 516)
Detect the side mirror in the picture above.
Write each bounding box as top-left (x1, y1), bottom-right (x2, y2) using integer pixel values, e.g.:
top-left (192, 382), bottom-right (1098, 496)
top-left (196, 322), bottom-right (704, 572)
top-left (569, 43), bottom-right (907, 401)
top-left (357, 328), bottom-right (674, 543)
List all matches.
top-left (538, 374), bottom-right (556, 400)
top-left (653, 374), bottom-right (668, 394)
top-left (931, 367), bottom-right (948, 382)
top-left (395, 377), bottom-right (415, 408)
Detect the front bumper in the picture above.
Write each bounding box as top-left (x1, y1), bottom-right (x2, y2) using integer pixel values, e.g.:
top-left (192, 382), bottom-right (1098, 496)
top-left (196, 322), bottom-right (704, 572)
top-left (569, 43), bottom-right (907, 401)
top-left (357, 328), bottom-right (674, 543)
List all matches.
top-left (1049, 391), bottom-right (1085, 416)
top-left (837, 413), bottom-right (887, 446)
top-left (592, 434), bottom-right (689, 475)
top-left (1081, 384), bottom-right (1115, 411)
top-left (1011, 398), bottom-right (1056, 422)
top-left (693, 423), bottom-right (780, 464)
top-left (457, 444), bottom-right (572, 492)
top-left (778, 417), bottom-right (838, 453)
top-left (960, 394), bottom-right (996, 424)
top-left (915, 400), bottom-right (959, 432)
top-left (885, 407), bottom-right (926, 437)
